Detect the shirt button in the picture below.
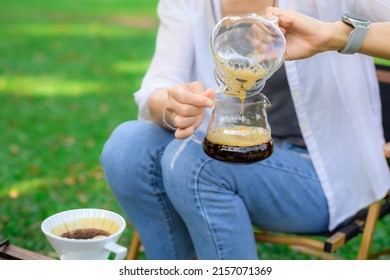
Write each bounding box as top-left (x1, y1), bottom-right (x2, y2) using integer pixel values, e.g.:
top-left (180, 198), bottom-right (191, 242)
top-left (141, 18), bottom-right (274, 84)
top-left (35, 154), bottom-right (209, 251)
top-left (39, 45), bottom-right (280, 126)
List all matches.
top-left (292, 91), bottom-right (301, 98)
top-left (301, 122), bottom-right (310, 133)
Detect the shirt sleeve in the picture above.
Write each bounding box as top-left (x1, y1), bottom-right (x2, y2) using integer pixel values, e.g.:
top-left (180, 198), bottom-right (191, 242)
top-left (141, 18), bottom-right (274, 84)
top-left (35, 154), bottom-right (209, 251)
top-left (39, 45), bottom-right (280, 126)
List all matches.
top-left (134, 0), bottom-right (194, 120)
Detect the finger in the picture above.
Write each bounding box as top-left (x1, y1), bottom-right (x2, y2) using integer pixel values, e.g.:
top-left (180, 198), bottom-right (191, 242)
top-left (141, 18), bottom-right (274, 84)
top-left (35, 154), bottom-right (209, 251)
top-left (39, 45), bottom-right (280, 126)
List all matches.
top-left (172, 115), bottom-right (198, 129)
top-left (168, 99), bottom-right (205, 117)
top-left (201, 88), bottom-right (216, 100)
top-left (265, 7), bottom-right (295, 29)
top-left (175, 111), bottom-right (205, 139)
top-left (168, 85), bottom-right (214, 108)
top-left (265, 7), bottom-right (277, 19)
top-left (175, 126), bottom-right (195, 139)
top-left (188, 81), bottom-right (207, 94)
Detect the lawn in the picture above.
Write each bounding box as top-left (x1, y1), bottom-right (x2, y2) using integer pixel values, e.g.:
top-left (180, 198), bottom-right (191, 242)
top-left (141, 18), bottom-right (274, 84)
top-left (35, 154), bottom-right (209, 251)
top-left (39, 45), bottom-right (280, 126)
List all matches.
top-left (0, 0), bottom-right (159, 258)
top-left (0, 0), bottom-right (389, 260)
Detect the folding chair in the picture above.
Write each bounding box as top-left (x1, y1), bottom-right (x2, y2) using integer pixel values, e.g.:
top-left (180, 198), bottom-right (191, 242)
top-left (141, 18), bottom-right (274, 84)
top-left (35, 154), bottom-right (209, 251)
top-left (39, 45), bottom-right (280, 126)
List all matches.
top-left (254, 190), bottom-right (390, 260)
top-left (126, 144), bottom-right (390, 260)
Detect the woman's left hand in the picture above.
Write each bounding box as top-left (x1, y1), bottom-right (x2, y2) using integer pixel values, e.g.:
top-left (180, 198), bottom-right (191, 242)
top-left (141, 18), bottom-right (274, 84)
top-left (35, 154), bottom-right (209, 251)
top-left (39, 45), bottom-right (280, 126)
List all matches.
top-left (165, 81), bottom-right (215, 139)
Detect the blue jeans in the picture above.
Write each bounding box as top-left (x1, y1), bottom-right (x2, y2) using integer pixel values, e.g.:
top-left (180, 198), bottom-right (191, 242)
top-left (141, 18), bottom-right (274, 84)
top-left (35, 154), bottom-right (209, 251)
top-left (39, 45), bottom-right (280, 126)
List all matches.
top-left (100, 120), bottom-right (329, 260)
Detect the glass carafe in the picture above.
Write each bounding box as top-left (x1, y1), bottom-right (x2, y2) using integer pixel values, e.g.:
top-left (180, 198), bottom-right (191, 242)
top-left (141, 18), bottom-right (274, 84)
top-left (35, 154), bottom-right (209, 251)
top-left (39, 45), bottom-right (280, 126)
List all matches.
top-left (211, 13), bottom-right (286, 97)
top-left (202, 92), bottom-right (273, 164)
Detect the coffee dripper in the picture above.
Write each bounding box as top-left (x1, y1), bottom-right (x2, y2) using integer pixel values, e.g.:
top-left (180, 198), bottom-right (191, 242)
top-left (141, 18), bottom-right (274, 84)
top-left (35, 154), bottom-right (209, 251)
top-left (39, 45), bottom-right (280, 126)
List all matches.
top-left (212, 13), bottom-right (285, 97)
top-left (192, 14), bottom-right (286, 163)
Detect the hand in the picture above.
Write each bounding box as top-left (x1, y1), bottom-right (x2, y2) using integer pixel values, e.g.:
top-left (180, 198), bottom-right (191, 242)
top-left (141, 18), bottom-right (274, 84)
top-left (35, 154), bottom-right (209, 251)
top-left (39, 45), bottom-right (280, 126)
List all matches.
top-left (165, 81), bottom-right (215, 139)
top-left (265, 7), bottom-right (334, 60)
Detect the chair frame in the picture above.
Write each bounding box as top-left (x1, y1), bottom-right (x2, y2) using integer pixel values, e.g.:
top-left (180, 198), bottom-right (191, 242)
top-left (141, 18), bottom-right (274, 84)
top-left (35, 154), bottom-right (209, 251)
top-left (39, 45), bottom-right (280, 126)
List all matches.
top-left (127, 230), bottom-right (142, 260)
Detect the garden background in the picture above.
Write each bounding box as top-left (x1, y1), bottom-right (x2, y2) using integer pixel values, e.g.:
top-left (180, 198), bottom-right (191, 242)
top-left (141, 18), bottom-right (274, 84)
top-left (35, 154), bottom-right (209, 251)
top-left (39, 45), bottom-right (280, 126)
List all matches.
top-left (1, 0), bottom-right (389, 260)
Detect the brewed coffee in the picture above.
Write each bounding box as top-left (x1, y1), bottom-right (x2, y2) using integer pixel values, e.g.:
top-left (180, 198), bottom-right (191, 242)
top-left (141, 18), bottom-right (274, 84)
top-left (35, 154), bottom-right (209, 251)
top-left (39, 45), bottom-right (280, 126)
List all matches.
top-left (202, 126), bottom-right (273, 163)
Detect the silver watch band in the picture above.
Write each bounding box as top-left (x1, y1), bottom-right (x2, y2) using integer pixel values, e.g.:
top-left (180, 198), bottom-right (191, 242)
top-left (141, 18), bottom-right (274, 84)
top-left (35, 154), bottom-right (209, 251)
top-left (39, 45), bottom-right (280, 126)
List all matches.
top-left (339, 26), bottom-right (369, 54)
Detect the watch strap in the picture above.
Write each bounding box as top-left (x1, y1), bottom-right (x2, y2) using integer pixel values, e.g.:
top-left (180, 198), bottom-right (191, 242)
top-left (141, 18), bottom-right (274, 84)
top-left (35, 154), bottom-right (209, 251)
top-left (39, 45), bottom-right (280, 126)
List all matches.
top-left (339, 25), bottom-right (369, 55)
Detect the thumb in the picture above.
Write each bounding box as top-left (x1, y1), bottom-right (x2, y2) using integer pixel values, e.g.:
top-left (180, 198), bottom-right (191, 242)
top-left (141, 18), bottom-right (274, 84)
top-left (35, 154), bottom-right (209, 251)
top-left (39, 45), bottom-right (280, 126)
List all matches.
top-left (200, 88), bottom-right (215, 108)
top-left (202, 88), bottom-right (215, 99)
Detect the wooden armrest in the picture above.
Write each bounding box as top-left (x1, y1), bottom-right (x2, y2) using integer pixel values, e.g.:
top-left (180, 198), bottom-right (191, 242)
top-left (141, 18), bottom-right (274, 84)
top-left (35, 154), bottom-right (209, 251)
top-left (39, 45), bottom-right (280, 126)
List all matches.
top-left (0, 244), bottom-right (53, 260)
top-left (324, 195), bottom-right (390, 253)
top-left (324, 218), bottom-right (365, 253)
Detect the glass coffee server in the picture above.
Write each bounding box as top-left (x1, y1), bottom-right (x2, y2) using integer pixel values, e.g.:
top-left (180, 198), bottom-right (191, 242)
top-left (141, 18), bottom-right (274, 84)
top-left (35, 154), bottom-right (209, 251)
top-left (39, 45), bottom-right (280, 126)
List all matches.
top-left (194, 14), bottom-right (286, 164)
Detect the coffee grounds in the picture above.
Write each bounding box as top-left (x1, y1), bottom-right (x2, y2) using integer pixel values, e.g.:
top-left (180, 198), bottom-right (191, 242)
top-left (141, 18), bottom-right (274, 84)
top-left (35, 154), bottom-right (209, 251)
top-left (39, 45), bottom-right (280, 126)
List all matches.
top-left (61, 228), bottom-right (110, 239)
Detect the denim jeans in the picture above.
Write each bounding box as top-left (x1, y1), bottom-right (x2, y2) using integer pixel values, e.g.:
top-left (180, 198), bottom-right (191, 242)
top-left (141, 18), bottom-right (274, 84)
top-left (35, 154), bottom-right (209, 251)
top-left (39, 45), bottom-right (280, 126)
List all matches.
top-left (100, 120), bottom-right (329, 260)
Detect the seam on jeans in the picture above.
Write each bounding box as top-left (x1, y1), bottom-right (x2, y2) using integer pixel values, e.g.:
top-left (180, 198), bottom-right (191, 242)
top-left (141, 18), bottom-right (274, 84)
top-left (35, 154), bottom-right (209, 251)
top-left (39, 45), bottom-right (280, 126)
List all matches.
top-left (191, 157), bottom-right (224, 259)
top-left (149, 146), bottom-right (182, 259)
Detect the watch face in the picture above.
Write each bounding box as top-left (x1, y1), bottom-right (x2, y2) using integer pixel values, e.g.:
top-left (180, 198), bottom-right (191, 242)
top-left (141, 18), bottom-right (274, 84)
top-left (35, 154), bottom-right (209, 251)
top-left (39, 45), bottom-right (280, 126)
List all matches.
top-left (343, 13), bottom-right (370, 26)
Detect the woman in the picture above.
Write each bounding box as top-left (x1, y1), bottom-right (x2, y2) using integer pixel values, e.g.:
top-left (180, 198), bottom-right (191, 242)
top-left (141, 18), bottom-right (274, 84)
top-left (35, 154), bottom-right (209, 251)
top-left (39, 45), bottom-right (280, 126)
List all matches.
top-left (100, 0), bottom-right (390, 259)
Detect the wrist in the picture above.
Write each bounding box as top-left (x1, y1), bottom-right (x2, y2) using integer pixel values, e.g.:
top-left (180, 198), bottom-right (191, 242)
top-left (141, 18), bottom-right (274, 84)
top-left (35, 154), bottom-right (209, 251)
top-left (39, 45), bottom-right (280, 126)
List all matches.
top-left (148, 88), bottom-right (175, 131)
top-left (327, 21), bottom-right (353, 52)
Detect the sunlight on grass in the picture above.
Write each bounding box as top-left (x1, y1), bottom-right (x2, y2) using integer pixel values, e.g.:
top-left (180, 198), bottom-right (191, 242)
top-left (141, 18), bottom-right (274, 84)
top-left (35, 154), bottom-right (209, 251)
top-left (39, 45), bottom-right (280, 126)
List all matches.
top-left (0, 76), bottom-right (103, 96)
top-left (0, 0), bottom-right (159, 18)
top-left (375, 58), bottom-right (390, 67)
top-left (111, 60), bottom-right (151, 74)
top-left (6, 22), bottom-right (132, 38)
top-left (0, 178), bottom-right (53, 199)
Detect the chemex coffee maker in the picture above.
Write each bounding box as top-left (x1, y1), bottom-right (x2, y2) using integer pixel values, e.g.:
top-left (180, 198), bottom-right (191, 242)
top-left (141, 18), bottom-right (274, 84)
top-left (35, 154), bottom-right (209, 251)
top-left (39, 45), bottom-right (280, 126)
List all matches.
top-left (199, 14), bottom-right (286, 164)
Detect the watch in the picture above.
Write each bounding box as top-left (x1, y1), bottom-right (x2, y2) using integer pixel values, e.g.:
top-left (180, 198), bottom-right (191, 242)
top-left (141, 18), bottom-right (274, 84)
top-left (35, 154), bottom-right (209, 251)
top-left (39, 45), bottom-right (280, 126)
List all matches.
top-left (338, 13), bottom-right (370, 55)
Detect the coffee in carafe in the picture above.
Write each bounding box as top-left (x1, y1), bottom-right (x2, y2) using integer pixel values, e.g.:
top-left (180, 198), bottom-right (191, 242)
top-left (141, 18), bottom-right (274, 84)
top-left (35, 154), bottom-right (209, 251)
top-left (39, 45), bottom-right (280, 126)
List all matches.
top-left (203, 126), bottom-right (273, 163)
top-left (200, 92), bottom-right (274, 163)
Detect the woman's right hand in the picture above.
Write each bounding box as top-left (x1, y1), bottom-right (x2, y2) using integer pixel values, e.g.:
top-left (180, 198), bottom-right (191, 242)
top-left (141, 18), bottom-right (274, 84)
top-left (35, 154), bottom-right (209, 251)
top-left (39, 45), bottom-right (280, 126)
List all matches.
top-left (267, 7), bottom-right (390, 61)
top-left (265, 7), bottom-right (347, 60)
top-left (165, 81), bottom-right (215, 139)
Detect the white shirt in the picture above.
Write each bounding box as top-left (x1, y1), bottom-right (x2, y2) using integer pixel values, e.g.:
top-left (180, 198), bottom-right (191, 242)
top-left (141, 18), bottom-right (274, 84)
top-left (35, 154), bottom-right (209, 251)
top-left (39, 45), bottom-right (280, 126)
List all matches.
top-left (135, 0), bottom-right (390, 230)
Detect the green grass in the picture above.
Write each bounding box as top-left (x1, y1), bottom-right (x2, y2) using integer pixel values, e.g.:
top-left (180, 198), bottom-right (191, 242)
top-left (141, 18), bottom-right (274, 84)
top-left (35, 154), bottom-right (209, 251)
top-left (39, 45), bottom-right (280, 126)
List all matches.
top-left (0, 0), bottom-right (389, 260)
top-left (375, 58), bottom-right (390, 67)
top-left (0, 0), bottom-right (158, 258)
